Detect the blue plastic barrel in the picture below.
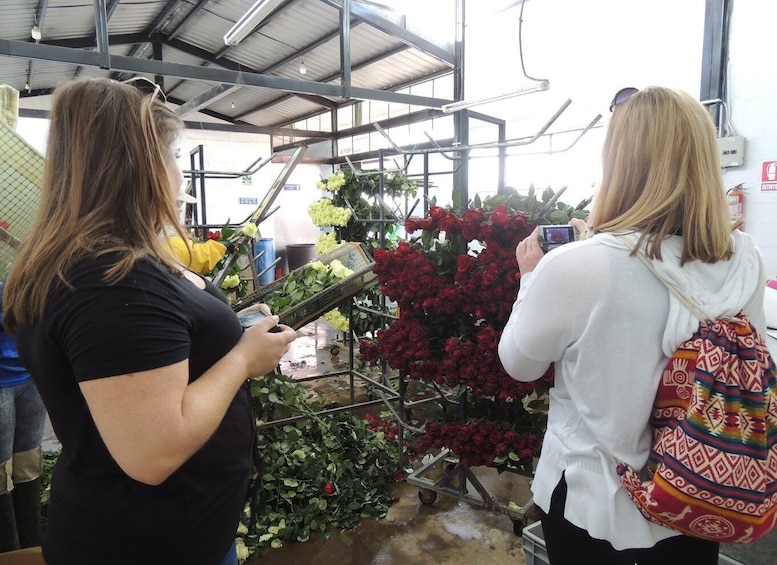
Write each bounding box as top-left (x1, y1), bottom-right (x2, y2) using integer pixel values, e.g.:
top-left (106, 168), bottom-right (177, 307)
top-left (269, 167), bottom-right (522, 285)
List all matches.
top-left (254, 237), bottom-right (276, 286)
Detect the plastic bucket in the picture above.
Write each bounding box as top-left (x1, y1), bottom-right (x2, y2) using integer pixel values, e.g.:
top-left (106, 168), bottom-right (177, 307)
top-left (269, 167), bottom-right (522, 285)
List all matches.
top-left (286, 243), bottom-right (317, 271)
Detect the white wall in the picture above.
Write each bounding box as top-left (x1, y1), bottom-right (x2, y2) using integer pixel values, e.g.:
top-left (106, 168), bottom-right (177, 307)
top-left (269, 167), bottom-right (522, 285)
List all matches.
top-left (720, 1), bottom-right (777, 278)
top-left (460, 0), bottom-right (777, 276)
top-left (16, 117), bottom-right (49, 154)
top-left (462, 0), bottom-right (706, 206)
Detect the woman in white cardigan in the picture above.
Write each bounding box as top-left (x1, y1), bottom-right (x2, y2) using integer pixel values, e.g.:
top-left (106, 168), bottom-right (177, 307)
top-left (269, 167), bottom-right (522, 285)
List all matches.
top-left (498, 86), bottom-right (767, 565)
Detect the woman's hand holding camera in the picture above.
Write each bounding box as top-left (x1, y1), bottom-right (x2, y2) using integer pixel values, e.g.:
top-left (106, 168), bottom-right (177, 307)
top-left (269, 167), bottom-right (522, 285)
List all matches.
top-left (516, 227), bottom-right (546, 275)
top-left (233, 305), bottom-right (296, 377)
top-left (570, 218), bottom-right (592, 240)
top-left (517, 219), bottom-right (591, 275)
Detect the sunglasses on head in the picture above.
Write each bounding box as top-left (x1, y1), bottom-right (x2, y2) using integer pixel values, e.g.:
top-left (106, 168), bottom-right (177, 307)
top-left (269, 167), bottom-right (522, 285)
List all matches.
top-left (609, 87), bottom-right (638, 112)
top-left (121, 76), bottom-right (167, 103)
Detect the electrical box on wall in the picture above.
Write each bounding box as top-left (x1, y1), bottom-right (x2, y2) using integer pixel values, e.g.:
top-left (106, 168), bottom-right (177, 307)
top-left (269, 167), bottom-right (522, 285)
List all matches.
top-left (719, 136), bottom-right (746, 168)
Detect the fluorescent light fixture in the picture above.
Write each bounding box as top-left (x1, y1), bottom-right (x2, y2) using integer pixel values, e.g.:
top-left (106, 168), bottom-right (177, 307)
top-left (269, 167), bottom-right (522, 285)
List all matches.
top-left (223, 0), bottom-right (286, 46)
top-left (441, 80), bottom-right (550, 114)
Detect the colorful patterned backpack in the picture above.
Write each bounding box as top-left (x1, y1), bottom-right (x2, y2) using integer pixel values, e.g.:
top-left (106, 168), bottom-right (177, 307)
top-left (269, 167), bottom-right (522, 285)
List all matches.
top-left (616, 253), bottom-right (777, 543)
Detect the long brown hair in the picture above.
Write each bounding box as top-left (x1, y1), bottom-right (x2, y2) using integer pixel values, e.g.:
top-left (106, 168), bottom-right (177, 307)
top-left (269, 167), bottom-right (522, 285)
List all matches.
top-left (589, 86), bottom-right (732, 264)
top-left (3, 78), bottom-right (187, 333)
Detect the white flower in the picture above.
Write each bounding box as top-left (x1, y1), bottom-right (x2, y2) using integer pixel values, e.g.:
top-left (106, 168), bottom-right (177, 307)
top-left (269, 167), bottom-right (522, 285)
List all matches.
top-left (240, 223), bottom-right (258, 239)
top-left (221, 274), bottom-right (240, 289)
top-left (235, 539), bottom-right (250, 563)
top-left (316, 232), bottom-right (340, 255)
top-left (323, 308), bottom-right (349, 332)
top-left (308, 198), bottom-right (352, 227)
top-left (318, 171), bottom-right (347, 193)
top-left (309, 260), bottom-right (326, 272)
top-left (329, 259), bottom-right (353, 279)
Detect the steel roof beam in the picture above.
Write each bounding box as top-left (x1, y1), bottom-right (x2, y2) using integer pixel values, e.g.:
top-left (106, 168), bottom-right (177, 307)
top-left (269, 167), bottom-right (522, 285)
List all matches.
top-left (340, 0), bottom-right (351, 99)
top-left (42, 32), bottom-right (147, 50)
top-left (167, 0), bottom-right (211, 41)
top-left (319, 0), bottom-right (455, 66)
top-left (34, 0), bottom-right (50, 31)
top-left (215, 0), bottom-right (301, 59)
top-left (233, 43), bottom-right (411, 120)
top-left (0, 39), bottom-right (451, 108)
top-left (149, 0), bottom-right (189, 35)
top-left (163, 36), bottom-right (343, 110)
top-left (175, 84), bottom-right (241, 116)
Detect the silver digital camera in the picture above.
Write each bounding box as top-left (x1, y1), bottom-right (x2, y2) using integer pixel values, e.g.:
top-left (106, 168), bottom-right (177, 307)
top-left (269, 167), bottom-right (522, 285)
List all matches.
top-left (540, 225), bottom-right (576, 253)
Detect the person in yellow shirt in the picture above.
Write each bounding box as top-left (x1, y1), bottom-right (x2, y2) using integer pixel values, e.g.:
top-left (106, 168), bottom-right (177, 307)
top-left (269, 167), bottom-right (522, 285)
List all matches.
top-left (167, 191), bottom-right (228, 275)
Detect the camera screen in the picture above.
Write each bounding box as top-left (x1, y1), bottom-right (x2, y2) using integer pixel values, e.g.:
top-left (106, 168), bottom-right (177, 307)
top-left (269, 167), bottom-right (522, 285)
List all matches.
top-left (543, 226), bottom-right (574, 245)
top-left (237, 309), bottom-right (268, 328)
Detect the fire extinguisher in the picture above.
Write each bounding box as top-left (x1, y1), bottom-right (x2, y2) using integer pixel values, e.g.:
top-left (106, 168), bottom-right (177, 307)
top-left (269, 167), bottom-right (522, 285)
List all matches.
top-left (726, 183), bottom-right (745, 229)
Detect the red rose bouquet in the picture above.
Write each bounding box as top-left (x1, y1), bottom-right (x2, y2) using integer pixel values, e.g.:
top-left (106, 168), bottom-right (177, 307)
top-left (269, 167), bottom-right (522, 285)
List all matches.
top-left (360, 188), bottom-right (586, 471)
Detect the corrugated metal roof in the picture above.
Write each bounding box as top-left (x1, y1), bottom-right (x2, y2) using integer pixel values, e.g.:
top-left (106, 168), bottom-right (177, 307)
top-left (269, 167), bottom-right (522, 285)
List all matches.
top-left (0, 0), bottom-right (455, 130)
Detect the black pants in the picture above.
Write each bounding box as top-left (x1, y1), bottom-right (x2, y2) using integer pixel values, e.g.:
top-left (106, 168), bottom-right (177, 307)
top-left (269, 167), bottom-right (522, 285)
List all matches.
top-left (539, 475), bottom-right (720, 565)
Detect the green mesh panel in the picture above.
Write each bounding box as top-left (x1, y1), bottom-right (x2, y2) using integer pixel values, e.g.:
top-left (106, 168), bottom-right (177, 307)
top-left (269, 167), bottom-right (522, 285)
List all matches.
top-left (0, 119), bottom-right (43, 280)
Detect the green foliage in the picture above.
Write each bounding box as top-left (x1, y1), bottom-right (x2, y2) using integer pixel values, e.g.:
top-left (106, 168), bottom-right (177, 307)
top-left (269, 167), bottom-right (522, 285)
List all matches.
top-left (326, 168), bottom-right (420, 255)
top-left (261, 261), bottom-right (348, 314)
top-left (313, 168), bottom-right (421, 338)
top-left (241, 373), bottom-right (401, 557)
top-left (473, 185), bottom-right (590, 225)
top-left (39, 451), bottom-right (57, 534)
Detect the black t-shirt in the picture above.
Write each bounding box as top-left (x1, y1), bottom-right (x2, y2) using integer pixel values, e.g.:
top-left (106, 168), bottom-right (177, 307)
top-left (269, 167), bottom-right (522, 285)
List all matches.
top-left (16, 254), bottom-right (254, 565)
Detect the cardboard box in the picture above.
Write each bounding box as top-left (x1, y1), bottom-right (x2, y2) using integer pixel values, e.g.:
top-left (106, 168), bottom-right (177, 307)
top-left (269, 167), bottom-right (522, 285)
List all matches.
top-left (0, 546), bottom-right (45, 565)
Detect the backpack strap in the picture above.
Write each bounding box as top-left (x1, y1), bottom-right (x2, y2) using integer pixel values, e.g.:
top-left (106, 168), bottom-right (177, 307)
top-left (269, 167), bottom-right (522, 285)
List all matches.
top-left (616, 235), bottom-right (763, 322)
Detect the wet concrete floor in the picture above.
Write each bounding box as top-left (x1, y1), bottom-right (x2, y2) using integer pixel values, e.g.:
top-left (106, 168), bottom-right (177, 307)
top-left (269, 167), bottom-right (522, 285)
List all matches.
top-left (247, 320), bottom-right (535, 565)
top-left (248, 473), bottom-right (530, 565)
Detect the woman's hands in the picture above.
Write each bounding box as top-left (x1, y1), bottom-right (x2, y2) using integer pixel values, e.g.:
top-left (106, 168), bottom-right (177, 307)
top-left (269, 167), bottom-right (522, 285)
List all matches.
top-left (516, 220), bottom-right (592, 275)
top-left (515, 227), bottom-right (546, 275)
top-left (569, 218), bottom-right (592, 240)
top-left (234, 303), bottom-right (296, 377)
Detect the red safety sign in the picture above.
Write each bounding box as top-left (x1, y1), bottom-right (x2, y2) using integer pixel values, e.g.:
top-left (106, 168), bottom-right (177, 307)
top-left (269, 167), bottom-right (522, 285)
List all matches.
top-left (762, 161), bottom-right (777, 191)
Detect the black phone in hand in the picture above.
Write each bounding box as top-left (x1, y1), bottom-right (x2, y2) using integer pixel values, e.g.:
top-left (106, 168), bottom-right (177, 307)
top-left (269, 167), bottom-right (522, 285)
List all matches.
top-left (236, 309), bottom-right (283, 332)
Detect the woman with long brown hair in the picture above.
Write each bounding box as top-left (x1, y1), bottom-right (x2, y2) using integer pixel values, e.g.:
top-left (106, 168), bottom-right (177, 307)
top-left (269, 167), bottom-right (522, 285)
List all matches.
top-left (498, 86), bottom-right (767, 564)
top-left (3, 77), bottom-right (296, 564)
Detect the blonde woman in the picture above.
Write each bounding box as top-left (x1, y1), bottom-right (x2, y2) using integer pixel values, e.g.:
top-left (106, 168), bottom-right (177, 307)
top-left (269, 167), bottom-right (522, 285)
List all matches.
top-left (3, 78), bottom-right (296, 565)
top-left (498, 87), bottom-right (766, 564)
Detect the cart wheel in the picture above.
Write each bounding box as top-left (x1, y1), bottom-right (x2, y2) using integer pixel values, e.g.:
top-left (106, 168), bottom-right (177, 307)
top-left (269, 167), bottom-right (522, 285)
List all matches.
top-left (330, 345), bottom-right (340, 356)
top-left (512, 518), bottom-right (526, 535)
top-left (418, 489), bottom-right (437, 504)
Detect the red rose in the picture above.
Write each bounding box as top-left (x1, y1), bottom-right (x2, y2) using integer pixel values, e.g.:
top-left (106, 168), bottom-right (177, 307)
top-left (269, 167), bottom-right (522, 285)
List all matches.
top-left (439, 215), bottom-right (458, 232)
top-left (462, 208), bottom-right (485, 224)
top-left (429, 206), bottom-right (446, 220)
top-left (490, 206), bottom-right (509, 228)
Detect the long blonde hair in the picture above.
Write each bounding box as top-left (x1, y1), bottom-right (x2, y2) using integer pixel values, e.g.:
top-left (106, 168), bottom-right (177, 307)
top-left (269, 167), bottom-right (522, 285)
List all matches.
top-left (589, 86), bottom-right (732, 264)
top-left (3, 78), bottom-right (187, 333)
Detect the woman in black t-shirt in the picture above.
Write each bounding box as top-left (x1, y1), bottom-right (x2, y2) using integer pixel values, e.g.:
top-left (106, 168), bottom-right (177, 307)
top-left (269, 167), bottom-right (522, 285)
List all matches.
top-left (2, 78), bottom-right (297, 565)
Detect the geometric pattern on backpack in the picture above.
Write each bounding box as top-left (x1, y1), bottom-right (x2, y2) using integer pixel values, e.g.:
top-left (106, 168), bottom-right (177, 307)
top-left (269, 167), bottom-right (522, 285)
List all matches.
top-left (617, 314), bottom-right (777, 543)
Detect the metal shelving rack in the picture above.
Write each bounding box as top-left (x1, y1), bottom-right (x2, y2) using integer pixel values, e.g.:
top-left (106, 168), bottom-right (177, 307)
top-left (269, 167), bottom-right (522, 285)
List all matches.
top-left (351, 100), bottom-right (601, 531)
